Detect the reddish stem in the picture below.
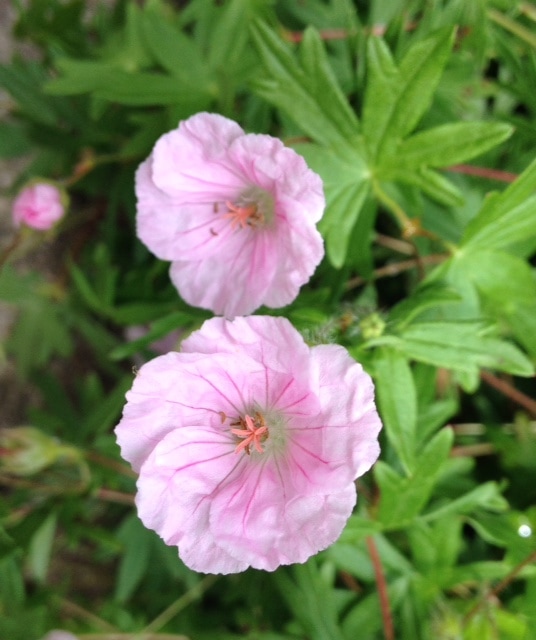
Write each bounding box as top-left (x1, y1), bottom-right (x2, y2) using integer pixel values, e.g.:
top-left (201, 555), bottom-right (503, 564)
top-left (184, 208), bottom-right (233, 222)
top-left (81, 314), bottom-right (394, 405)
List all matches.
top-left (346, 254), bottom-right (448, 290)
top-left (366, 536), bottom-right (395, 640)
top-left (94, 488), bottom-right (135, 506)
top-left (463, 549), bottom-right (536, 624)
top-left (481, 371), bottom-right (536, 417)
top-left (446, 164), bottom-right (518, 183)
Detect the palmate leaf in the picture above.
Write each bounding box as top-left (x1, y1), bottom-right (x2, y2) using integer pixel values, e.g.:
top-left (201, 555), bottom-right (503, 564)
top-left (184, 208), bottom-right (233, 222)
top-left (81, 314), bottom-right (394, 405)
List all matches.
top-left (250, 21), bottom-right (361, 149)
top-left (462, 157), bottom-right (536, 253)
top-left (295, 142), bottom-right (369, 268)
top-left (363, 27), bottom-right (455, 162)
top-left (398, 321), bottom-right (534, 377)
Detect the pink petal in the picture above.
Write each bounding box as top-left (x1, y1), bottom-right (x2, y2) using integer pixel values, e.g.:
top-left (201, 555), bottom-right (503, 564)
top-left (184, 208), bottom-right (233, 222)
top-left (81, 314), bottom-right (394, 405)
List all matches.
top-left (151, 113), bottom-right (246, 201)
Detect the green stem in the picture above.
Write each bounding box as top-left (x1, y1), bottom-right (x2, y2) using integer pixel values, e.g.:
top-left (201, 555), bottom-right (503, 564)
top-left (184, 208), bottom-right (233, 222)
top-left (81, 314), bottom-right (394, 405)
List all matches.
top-left (487, 8), bottom-right (536, 48)
top-left (142, 575), bottom-right (219, 633)
top-left (372, 180), bottom-right (413, 233)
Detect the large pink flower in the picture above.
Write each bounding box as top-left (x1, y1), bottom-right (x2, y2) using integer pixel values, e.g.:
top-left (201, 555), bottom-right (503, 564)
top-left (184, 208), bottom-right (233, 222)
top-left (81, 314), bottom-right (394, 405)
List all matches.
top-left (115, 316), bottom-right (382, 574)
top-left (136, 113), bottom-right (325, 317)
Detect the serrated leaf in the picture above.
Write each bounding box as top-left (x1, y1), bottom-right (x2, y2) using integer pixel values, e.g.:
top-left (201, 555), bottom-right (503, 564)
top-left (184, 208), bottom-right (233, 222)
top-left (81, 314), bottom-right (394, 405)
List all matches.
top-left (422, 482), bottom-right (507, 522)
top-left (363, 28), bottom-right (455, 162)
top-left (455, 249), bottom-right (536, 358)
top-left (141, 9), bottom-right (208, 82)
top-left (296, 142), bottom-right (369, 267)
top-left (115, 514), bottom-right (153, 603)
top-left (389, 284), bottom-right (461, 327)
top-left (462, 157), bottom-right (536, 249)
top-left (376, 429), bottom-right (454, 528)
top-left (387, 121), bottom-right (513, 169)
top-left (373, 347), bottom-right (417, 473)
top-left (382, 166), bottom-right (464, 206)
top-left (398, 321), bottom-right (534, 376)
top-left (251, 21), bottom-right (360, 149)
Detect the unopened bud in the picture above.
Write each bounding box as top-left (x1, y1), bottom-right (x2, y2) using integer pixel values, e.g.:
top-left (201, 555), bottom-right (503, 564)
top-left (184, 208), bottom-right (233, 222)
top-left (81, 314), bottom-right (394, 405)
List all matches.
top-left (0, 427), bottom-right (74, 476)
top-left (12, 181), bottom-right (67, 231)
top-left (359, 312), bottom-right (386, 340)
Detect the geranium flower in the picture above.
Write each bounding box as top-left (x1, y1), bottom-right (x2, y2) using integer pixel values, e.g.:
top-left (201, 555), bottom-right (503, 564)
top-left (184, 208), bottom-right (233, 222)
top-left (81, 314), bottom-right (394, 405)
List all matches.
top-left (12, 182), bottom-right (66, 231)
top-left (115, 316), bottom-right (382, 574)
top-left (136, 113), bottom-right (325, 318)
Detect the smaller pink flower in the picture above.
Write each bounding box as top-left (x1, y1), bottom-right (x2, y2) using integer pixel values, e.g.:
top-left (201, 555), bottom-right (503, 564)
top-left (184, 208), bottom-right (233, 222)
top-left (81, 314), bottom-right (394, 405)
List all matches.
top-left (136, 112), bottom-right (325, 318)
top-left (12, 182), bottom-right (65, 231)
top-left (115, 316), bottom-right (382, 574)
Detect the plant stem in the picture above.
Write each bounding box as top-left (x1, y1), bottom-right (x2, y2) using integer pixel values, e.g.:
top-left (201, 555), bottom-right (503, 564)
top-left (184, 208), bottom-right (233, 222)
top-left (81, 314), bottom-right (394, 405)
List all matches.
top-left (52, 595), bottom-right (118, 632)
top-left (85, 450), bottom-right (137, 478)
top-left (463, 549), bottom-right (536, 624)
top-left (94, 488), bottom-right (135, 505)
top-left (446, 164), bottom-right (517, 183)
top-left (142, 575), bottom-right (219, 633)
top-left (481, 371), bottom-right (536, 417)
top-left (346, 254), bottom-right (448, 290)
top-left (366, 536), bottom-right (395, 640)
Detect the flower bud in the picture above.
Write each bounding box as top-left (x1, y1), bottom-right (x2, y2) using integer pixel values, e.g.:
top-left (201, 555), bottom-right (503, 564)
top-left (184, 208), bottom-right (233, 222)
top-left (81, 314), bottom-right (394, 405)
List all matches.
top-left (12, 182), bottom-right (67, 231)
top-left (0, 427), bottom-right (66, 476)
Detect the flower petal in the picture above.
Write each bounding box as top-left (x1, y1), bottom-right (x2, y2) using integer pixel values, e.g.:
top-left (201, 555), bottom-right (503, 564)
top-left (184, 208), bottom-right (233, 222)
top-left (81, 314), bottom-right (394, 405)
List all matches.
top-left (151, 113), bottom-right (246, 201)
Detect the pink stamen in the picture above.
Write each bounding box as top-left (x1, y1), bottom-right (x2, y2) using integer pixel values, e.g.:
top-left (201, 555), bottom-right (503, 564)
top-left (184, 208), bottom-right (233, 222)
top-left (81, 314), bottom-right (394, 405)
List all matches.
top-left (231, 413), bottom-right (269, 455)
top-left (223, 201), bottom-right (263, 230)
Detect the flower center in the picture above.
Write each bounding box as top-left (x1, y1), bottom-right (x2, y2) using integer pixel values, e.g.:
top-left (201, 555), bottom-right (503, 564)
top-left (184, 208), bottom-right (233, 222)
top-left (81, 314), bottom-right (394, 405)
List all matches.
top-left (229, 412), bottom-right (269, 455)
top-left (218, 187), bottom-right (275, 231)
top-left (224, 202), bottom-right (263, 229)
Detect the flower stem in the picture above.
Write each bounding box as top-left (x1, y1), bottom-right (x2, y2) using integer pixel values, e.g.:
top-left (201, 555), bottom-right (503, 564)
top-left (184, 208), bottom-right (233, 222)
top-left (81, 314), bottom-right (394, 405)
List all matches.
top-left (372, 180), bottom-right (414, 236)
top-left (142, 575), bottom-right (219, 633)
top-left (366, 536), bottom-right (395, 640)
top-left (0, 231), bottom-right (23, 268)
top-left (52, 595), bottom-right (118, 632)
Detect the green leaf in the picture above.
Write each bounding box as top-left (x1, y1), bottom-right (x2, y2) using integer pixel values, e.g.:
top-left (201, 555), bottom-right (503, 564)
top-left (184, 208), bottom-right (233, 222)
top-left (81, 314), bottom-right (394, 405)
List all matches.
top-left (389, 283), bottom-right (461, 327)
top-left (115, 514), bottom-right (153, 603)
top-left (455, 249), bottom-right (536, 358)
top-left (422, 482), bottom-right (507, 522)
top-left (296, 142), bottom-right (370, 267)
top-left (462, 157), bottom-right (536, 249)
top-left (388, 121), bottom-right (513, 169)
top-left (275, 562), bottom-right (345, 640)
top-left (0, 123), bottom-right (31, 158)
top-left (27, 514), bottom-right (57, 584)
top-left (46, 59), bottom-right (212, 107)
top-left (376, 429), bottom-right (454, 528)
top-left (0, 60), bottom-right (59, 126)
top-left (141, 9), bottom-right (209, 83)
top-left (381, 166), bottom-right (464, 206)
top-left (398, 321), bottom-right (534, 376)
top-left (251, 21), bottom-right (360, 149)
top-left (363, 28), bottom-right (455, 161)
top-left (373, 347), bottom-right (417, 473)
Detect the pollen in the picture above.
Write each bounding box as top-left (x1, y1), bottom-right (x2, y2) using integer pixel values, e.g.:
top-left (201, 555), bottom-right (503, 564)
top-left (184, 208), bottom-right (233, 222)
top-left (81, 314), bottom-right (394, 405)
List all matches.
top-left (231, 412), bottom-right (269, 455)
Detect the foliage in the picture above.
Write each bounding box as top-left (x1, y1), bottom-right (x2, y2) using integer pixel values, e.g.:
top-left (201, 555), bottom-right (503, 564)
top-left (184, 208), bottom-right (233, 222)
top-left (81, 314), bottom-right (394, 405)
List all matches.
top-left (1, 0), bottom-right (536, 638)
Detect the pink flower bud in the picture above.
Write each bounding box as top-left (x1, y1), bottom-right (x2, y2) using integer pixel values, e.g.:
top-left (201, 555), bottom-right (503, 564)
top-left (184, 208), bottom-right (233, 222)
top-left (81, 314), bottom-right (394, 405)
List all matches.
top-left (12, 182), bottom-right (66, 231)
top-left (40, 631), bottom-right (79, 640)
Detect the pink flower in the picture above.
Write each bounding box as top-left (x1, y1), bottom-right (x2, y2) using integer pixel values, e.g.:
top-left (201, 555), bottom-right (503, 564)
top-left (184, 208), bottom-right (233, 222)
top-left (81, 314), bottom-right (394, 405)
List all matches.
top-left (12, 182), bottom-right (65, 230)
top-left (115, 316), bottom-right (382, 574)
top-left (136, 113), bottom-right (325, 317)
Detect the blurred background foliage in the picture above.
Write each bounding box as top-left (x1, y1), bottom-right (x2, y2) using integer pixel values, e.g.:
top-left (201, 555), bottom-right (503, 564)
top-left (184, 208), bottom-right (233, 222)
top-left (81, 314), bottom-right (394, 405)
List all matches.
top-left (1, 0), bottom-right (536, 638)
